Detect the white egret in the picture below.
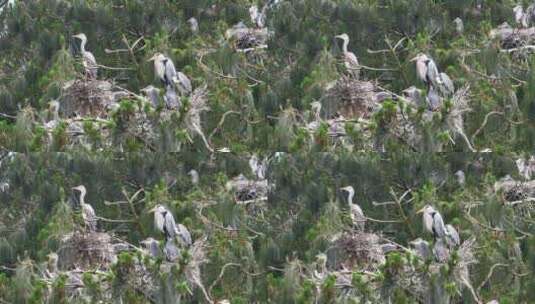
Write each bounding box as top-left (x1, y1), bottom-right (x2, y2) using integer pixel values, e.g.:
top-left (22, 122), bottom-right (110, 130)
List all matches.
top-left (73, 33), bottom-right (98, 79)
top-left (335, 33), bottom-right (360, 79)
top-left (411, 53), bottom-right (440, 89)
top-left (340, 186), bottom-right (366, 230)
top-left (417, 205), bottom-right (446, 239)
top-left (72, 185), bottom-right (97, 232)
top-left (149, 204), bottom-right (177, 240)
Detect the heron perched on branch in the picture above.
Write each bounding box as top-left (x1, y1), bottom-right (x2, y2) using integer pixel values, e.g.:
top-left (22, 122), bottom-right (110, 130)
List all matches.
top-left (341, 186), bottom-right (366, 230)
top-left (150, 204), bottom-right (177, 240)
top-left (150, 204), bottom-right (193, 247)
top-left (72, 185), bottom-right (97, 232)
top-left (417, 205), bottom-right (446, 239)
top-left (73, 33), bottom-right (98, 79)
top-left (148, 53), bottom-right (192, 96)
top-left (335, 33), bottom-right (360, 79)
top-left (514, 4), bottom-right (535, 28)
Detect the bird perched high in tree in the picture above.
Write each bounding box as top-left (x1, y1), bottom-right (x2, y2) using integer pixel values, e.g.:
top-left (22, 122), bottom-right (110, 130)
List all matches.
top-left (411, 53), bottom-right (440, 89)
top-left (335, 33), bottom-right (360, 79)
top-left (73, 33), bottom-right (98, 79)
top-left (150, 204), bottom-right (192, 246)
top-left (148, 53), bottom-right (192, 96)
top-left (417, 205), bottom-right (446, 239)
top-left (72, 185), bottom-right (97, 232)
top-left (340, 186), bottom-right (366, 230)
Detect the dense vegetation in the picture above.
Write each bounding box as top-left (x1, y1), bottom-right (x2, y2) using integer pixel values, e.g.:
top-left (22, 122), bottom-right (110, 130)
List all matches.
top-left (1, 0), bottom-right (535, 303)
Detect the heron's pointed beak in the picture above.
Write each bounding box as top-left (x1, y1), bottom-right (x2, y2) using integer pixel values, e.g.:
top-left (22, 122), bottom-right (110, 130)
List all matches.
top-left (148, 206), bottom-right (158, 213)
top-left (147, 55), bottom-right (157, 62)
top-left (410, 56), bottom-right (419, 62)
top-left (416, 207), bottom-right (426, 214)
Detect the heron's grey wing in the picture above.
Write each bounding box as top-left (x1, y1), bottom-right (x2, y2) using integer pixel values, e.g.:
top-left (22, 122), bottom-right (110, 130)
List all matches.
top-left (176, 72), bottom-right (192, 95)
top-left (164, 58), bottom-right (177, 87)
top-left (164, 211), bottom-right (177, 239)
top-left (154, 211), bottom-right (165, 233)
top-left (164, 87), bottom-right (181, 110)
top-left (164, 240), bottom-right (180, 262)
top-left (83, 51), bottom-right (98, 78)
top-left (433, 239), bottom-right (450, 262)
top-left (439, 73), bottom-right (454, 96)
top-left (427, 87), bottom-right (442, 111)
top-left (426, 59), bottom-right (440, 88)
top-left (446, 224), bottom-right (460, 246)
top-left (176, 224), bottom-right (192, 246)
top-left (432, 212), bottom-right (447, 238)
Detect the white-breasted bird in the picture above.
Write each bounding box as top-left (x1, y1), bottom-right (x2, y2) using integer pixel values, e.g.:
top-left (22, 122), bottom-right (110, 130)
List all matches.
top-left (335, 33), bottom-right (360, 79)
top-left (73, 33), bottom-right (98, 79)
top-left (417, 205), bottom-right (446, 239)
top-left (148, 53), bottom-right (192, 96)
top-left (411, 53), bottom-right (440, 89)
top-left (150, 204), bottom-right (177, 240)
top-left (341, 186), bottom-right (366, 230)
top-left (72, 185), bottom-right (97, 232)
top-left (453, 17), bottom-right (464, 34)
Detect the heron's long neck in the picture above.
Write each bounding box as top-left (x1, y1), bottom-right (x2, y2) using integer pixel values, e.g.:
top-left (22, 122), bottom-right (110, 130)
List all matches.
top-left (80, 38), bottom-right (87, 52)
top-left (79, 191), bottom-right (86, 205)
top-left (347, 191), bottom-right (354, 205)
top-left (342, 39), bottom-right (349, 54)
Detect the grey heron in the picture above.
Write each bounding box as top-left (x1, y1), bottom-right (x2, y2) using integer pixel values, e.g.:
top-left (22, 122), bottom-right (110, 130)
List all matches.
top-left (164, 239), bottom-right (180, 262)
top-left (426, 86), bottom-right (443, 111)
top-left (73, 33), bottom-right (98, 79)
top-left (335, 33), bottom-right (360, 79)
top-left (417, 205), bottom-right (446, 239)
top-left (453, 17), bottom-right (464, 34)
top-left (409, 238), bottom-right (432, 260)
top-left (445, 224), bottom-right (460, 248)
top-left (174, 223), bottom-right (192, 247)
top-left (72, 185), bottom-right (97, 232)
top-left (340, 186), bottom-right (366, 230)
top-left (437, 72), bottom-right (455, 97)
top-left (410, 53), bottom-right (440, 89)
top-left (249, 154), bottom-right (267, 180)
top-left (140, 237), bottom-right (161, 258)
top-left (402, 86), bottom-right (425, 108)
top-left (433, 238), bottom-right (450, 262)
top-left (149, 204), bottom-right (177, 240)
top-left (164, 86), bottom-right (181, 110)
top-left (516, 156), bottom-right (534, 180)
top-left (140, 85), bottom-right (161, 108)
top-left (173, 71), bottom-right (192, 96)
top-left (513, 4), bottom-right (535, 28)
top-left (148, 53), bottom-right (192, 96)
